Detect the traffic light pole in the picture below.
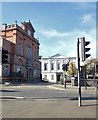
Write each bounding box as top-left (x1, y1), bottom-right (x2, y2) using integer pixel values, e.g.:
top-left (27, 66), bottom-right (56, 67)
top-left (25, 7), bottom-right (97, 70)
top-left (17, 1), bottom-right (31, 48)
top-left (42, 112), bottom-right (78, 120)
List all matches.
top-left (64, 71), bottom-right (66, 88)
top-left (63, 70), bottom-right (66, 88)
top-left (77, 38), bottom-right (82, 107)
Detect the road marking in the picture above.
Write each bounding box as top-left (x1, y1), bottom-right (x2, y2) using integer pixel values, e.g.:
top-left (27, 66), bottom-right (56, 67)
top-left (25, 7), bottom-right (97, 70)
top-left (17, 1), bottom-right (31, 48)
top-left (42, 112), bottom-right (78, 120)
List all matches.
top-left (47, 85), bottom-right (65, 91)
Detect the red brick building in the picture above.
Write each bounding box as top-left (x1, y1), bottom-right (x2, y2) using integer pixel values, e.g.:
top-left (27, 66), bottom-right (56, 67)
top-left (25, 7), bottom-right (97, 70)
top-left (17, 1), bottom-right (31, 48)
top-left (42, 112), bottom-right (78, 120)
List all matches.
top-left (0, 20), bottom-right (41, 83)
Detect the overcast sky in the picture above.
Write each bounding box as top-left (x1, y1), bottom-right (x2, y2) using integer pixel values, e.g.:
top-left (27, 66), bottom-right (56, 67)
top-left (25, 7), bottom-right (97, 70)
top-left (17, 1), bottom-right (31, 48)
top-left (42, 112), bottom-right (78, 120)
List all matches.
top-left (2, 2), bottom-right (96, 58)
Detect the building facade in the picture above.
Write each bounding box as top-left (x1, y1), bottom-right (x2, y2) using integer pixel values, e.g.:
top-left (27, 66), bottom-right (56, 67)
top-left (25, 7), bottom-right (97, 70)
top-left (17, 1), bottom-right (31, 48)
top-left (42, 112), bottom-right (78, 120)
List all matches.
top-left (40, 54), bottom-right (76, 83)
top-left (0, 20), bottom-right (41, 83)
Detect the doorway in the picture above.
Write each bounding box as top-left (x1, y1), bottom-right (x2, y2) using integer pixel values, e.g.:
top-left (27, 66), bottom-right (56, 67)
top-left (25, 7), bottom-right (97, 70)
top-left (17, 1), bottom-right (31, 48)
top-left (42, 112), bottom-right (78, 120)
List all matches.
top-left (57, 75), bottom-right (61, 83)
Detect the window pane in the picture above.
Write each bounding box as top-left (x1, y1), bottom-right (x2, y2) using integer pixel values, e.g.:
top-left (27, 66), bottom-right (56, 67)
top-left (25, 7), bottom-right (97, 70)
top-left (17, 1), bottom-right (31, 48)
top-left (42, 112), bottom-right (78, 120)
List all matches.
top-left (44, 75), bottom-right (47, 79)
top-left (18, 43), bottom-right (22, 55)
top-left (44, 63), bottom-right (48, 70)
top-left (57, 63), bottom-right (60, 70)
top-left (51, 63), bottom-right (54, 70)
top-left (51, 75), bottom-right (54, 80)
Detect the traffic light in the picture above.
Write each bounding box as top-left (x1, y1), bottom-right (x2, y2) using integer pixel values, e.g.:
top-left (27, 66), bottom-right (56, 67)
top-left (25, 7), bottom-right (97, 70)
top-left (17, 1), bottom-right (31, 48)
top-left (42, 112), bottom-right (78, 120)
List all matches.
top-left (62, 63), bottom-right (69, 71)
top-left (96, 64), bottom-right (98, 73)
top-left (2, 48), bottom-right (8, 64)
top-left (62, 64), bottom-right (66, 71)
top-left (66, 63), bottom-right (69, 71)
top-left (81, 37), bottom-right (91, 61)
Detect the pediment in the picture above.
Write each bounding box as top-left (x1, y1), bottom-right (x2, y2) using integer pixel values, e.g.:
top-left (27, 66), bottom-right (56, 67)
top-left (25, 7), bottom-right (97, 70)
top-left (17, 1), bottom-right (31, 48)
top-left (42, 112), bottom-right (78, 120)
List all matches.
top-left (22, 20), bottom-right (35, 33)
top-left (49, 54), bottom-right (66, 59)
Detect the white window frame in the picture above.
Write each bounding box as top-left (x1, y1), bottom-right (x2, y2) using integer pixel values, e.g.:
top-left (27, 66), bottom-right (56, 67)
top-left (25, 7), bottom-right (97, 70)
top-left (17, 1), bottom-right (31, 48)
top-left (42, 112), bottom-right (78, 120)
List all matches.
top-left (44, 75), bottom-right (47, 79)
top-left (57, 63), bottom-right (60, 70)
top-left (51, 75), bottom-right (54, 80)
top-left (44, 63), bottom-right (48, 70)
top-left (51, 63), bottom-right (54, 70)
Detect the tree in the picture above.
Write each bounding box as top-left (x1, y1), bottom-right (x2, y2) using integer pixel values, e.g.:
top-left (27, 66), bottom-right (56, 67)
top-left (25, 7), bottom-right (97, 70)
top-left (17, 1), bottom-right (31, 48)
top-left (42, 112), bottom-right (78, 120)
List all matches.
top-left (84, 58), bottom-right (95, 75)
top-left (86, 63), bottom-right (95, 75)
top-left (67, 62), bottom-right (78, 77)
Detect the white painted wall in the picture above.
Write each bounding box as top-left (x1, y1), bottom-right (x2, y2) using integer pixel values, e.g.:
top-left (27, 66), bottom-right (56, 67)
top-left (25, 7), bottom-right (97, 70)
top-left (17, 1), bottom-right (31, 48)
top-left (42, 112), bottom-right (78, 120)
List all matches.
top-left (41, 55), bottom-right (76, 83)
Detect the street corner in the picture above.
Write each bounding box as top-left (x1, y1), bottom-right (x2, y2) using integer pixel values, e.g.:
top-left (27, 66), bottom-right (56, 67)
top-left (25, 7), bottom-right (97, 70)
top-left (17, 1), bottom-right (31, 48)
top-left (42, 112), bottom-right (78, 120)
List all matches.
top-left (46, 84), bottom-right (77, 91)
top-left (47, 84), bottom-right (96, 92)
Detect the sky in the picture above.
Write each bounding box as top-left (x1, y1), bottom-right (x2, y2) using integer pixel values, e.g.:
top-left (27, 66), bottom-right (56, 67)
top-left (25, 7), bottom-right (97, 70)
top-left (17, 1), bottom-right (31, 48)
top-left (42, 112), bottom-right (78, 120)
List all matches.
top-left (1, 2), bottom-right (96, 58)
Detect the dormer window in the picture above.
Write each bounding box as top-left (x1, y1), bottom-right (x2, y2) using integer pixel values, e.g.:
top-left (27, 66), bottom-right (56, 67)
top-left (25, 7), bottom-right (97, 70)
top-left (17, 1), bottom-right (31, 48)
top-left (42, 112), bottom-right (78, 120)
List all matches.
top-left (27, 29), bottom-right (31, 36)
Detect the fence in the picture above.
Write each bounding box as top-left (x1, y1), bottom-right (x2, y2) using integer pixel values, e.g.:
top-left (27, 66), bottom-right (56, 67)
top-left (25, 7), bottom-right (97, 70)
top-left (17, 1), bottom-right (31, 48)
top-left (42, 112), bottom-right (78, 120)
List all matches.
top-left (1, 72), bottom-right (25, 84)
top-left (81, 79), bottom-right (98, 89)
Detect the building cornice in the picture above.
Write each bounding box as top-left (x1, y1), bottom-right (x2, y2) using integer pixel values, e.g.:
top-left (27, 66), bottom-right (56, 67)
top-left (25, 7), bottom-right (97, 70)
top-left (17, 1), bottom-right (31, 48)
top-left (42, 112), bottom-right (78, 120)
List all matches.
top-left (1, 23), bottom-right (39, 45)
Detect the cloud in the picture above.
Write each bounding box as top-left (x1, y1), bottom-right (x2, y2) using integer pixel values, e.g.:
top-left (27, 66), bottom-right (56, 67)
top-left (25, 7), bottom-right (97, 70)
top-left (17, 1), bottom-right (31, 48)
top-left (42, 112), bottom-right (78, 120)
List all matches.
top-left (39, 28), bottom-right (96, 58)
top-left (39, 29), bottom-right (71, 39)
top-left (81, 14), bottom-right (94, 24)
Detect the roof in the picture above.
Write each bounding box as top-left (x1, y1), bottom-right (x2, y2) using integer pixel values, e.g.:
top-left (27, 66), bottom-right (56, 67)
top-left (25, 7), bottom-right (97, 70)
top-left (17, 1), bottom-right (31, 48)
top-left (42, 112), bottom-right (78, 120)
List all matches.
top-left (22, 20), bottom-right (35, 33)
top-left (49, 53), bottom-right (66, 59)
top-left (41, 53), bottom-right (76, 60)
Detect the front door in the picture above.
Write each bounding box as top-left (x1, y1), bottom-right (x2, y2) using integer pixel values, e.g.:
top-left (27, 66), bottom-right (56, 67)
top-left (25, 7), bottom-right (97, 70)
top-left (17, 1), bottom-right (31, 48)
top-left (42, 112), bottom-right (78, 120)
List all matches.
top-left (27, 69), bottom-right (33, 82)
top-left (57, 75), bottom-right (60, 83)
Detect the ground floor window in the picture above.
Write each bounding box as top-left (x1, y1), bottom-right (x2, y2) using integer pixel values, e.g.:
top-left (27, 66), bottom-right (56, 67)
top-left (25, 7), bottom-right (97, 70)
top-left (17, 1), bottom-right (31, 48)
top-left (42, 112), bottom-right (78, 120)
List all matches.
top-left (44, 75), bottom-right (47, 79)
top-left (51, 75), bottom-right (54, 80)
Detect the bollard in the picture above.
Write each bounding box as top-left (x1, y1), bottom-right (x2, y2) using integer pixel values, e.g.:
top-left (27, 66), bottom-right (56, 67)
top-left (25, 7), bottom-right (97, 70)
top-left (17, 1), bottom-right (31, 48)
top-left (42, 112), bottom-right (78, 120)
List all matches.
top-left (64, 78), bottom-right (66, 88)
top-left (96, 81), bottom-right (98, 90)
top-left (85, 80), bottom-right (87, 90)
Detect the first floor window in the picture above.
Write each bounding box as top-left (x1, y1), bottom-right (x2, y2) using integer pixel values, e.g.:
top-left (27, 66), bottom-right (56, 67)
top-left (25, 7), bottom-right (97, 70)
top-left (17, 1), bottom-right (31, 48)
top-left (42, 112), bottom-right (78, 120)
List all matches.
top-left (57, 63), bottom-right (60, 70)
top-left (44, 63), bottom-right (48, 70)
top-left (51, 63), bottom-right (54, 70)
top-left (18, 43), bottom-right (22, 55)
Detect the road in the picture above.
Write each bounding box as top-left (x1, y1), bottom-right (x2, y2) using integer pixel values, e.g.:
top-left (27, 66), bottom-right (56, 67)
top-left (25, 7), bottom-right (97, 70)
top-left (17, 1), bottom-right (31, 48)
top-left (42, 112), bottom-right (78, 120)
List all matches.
top-left (0, 83), bottom-right (97, 118)
top-left (1, 83), bottom-right (96, 100)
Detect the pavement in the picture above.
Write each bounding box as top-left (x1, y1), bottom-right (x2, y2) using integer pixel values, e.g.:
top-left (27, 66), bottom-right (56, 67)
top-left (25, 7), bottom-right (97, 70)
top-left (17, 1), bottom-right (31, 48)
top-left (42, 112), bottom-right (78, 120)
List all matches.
top-left (0, 82), bottom-right (97, 91)
top-left (47, 83), bottom-right (97, 91)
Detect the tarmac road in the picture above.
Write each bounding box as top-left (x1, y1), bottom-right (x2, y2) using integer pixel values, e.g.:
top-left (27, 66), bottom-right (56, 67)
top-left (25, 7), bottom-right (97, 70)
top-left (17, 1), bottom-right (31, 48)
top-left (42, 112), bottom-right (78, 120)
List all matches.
top-left (0, 83), bottom-right (97, 118)
top-left (1, 84), bottom-right (97, 101)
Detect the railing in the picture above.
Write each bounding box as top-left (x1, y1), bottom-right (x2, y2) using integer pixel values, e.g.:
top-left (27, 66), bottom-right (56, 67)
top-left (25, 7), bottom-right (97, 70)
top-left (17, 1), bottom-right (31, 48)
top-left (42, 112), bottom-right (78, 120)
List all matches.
top-left (1, 76), bottom-right (25, 83)
top-left (81, 79), bottom-right (98, 90)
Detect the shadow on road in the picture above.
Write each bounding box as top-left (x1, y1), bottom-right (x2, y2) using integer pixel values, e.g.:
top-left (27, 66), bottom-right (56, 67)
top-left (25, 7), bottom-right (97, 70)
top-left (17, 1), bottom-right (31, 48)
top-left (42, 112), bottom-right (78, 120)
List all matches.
top-left (70, 97), bottom-right (98, 101)
top-left (0, 90), bottom-right (20, 92)
top-left (82, 103), bottom-right (98, 107)
top-left (3, 81), bottom-right (56, 86)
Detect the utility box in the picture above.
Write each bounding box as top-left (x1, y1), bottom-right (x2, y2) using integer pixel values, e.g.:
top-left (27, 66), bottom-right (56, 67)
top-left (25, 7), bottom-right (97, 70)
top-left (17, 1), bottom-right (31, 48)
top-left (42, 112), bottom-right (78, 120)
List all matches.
top-left (71, 77), bottom-right (78, 86)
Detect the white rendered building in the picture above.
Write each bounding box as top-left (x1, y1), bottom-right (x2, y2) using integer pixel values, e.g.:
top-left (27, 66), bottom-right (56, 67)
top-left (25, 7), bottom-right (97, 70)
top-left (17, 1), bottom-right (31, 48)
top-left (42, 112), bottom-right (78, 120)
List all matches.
top-left (40, 54), bottom-right (76, 83)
